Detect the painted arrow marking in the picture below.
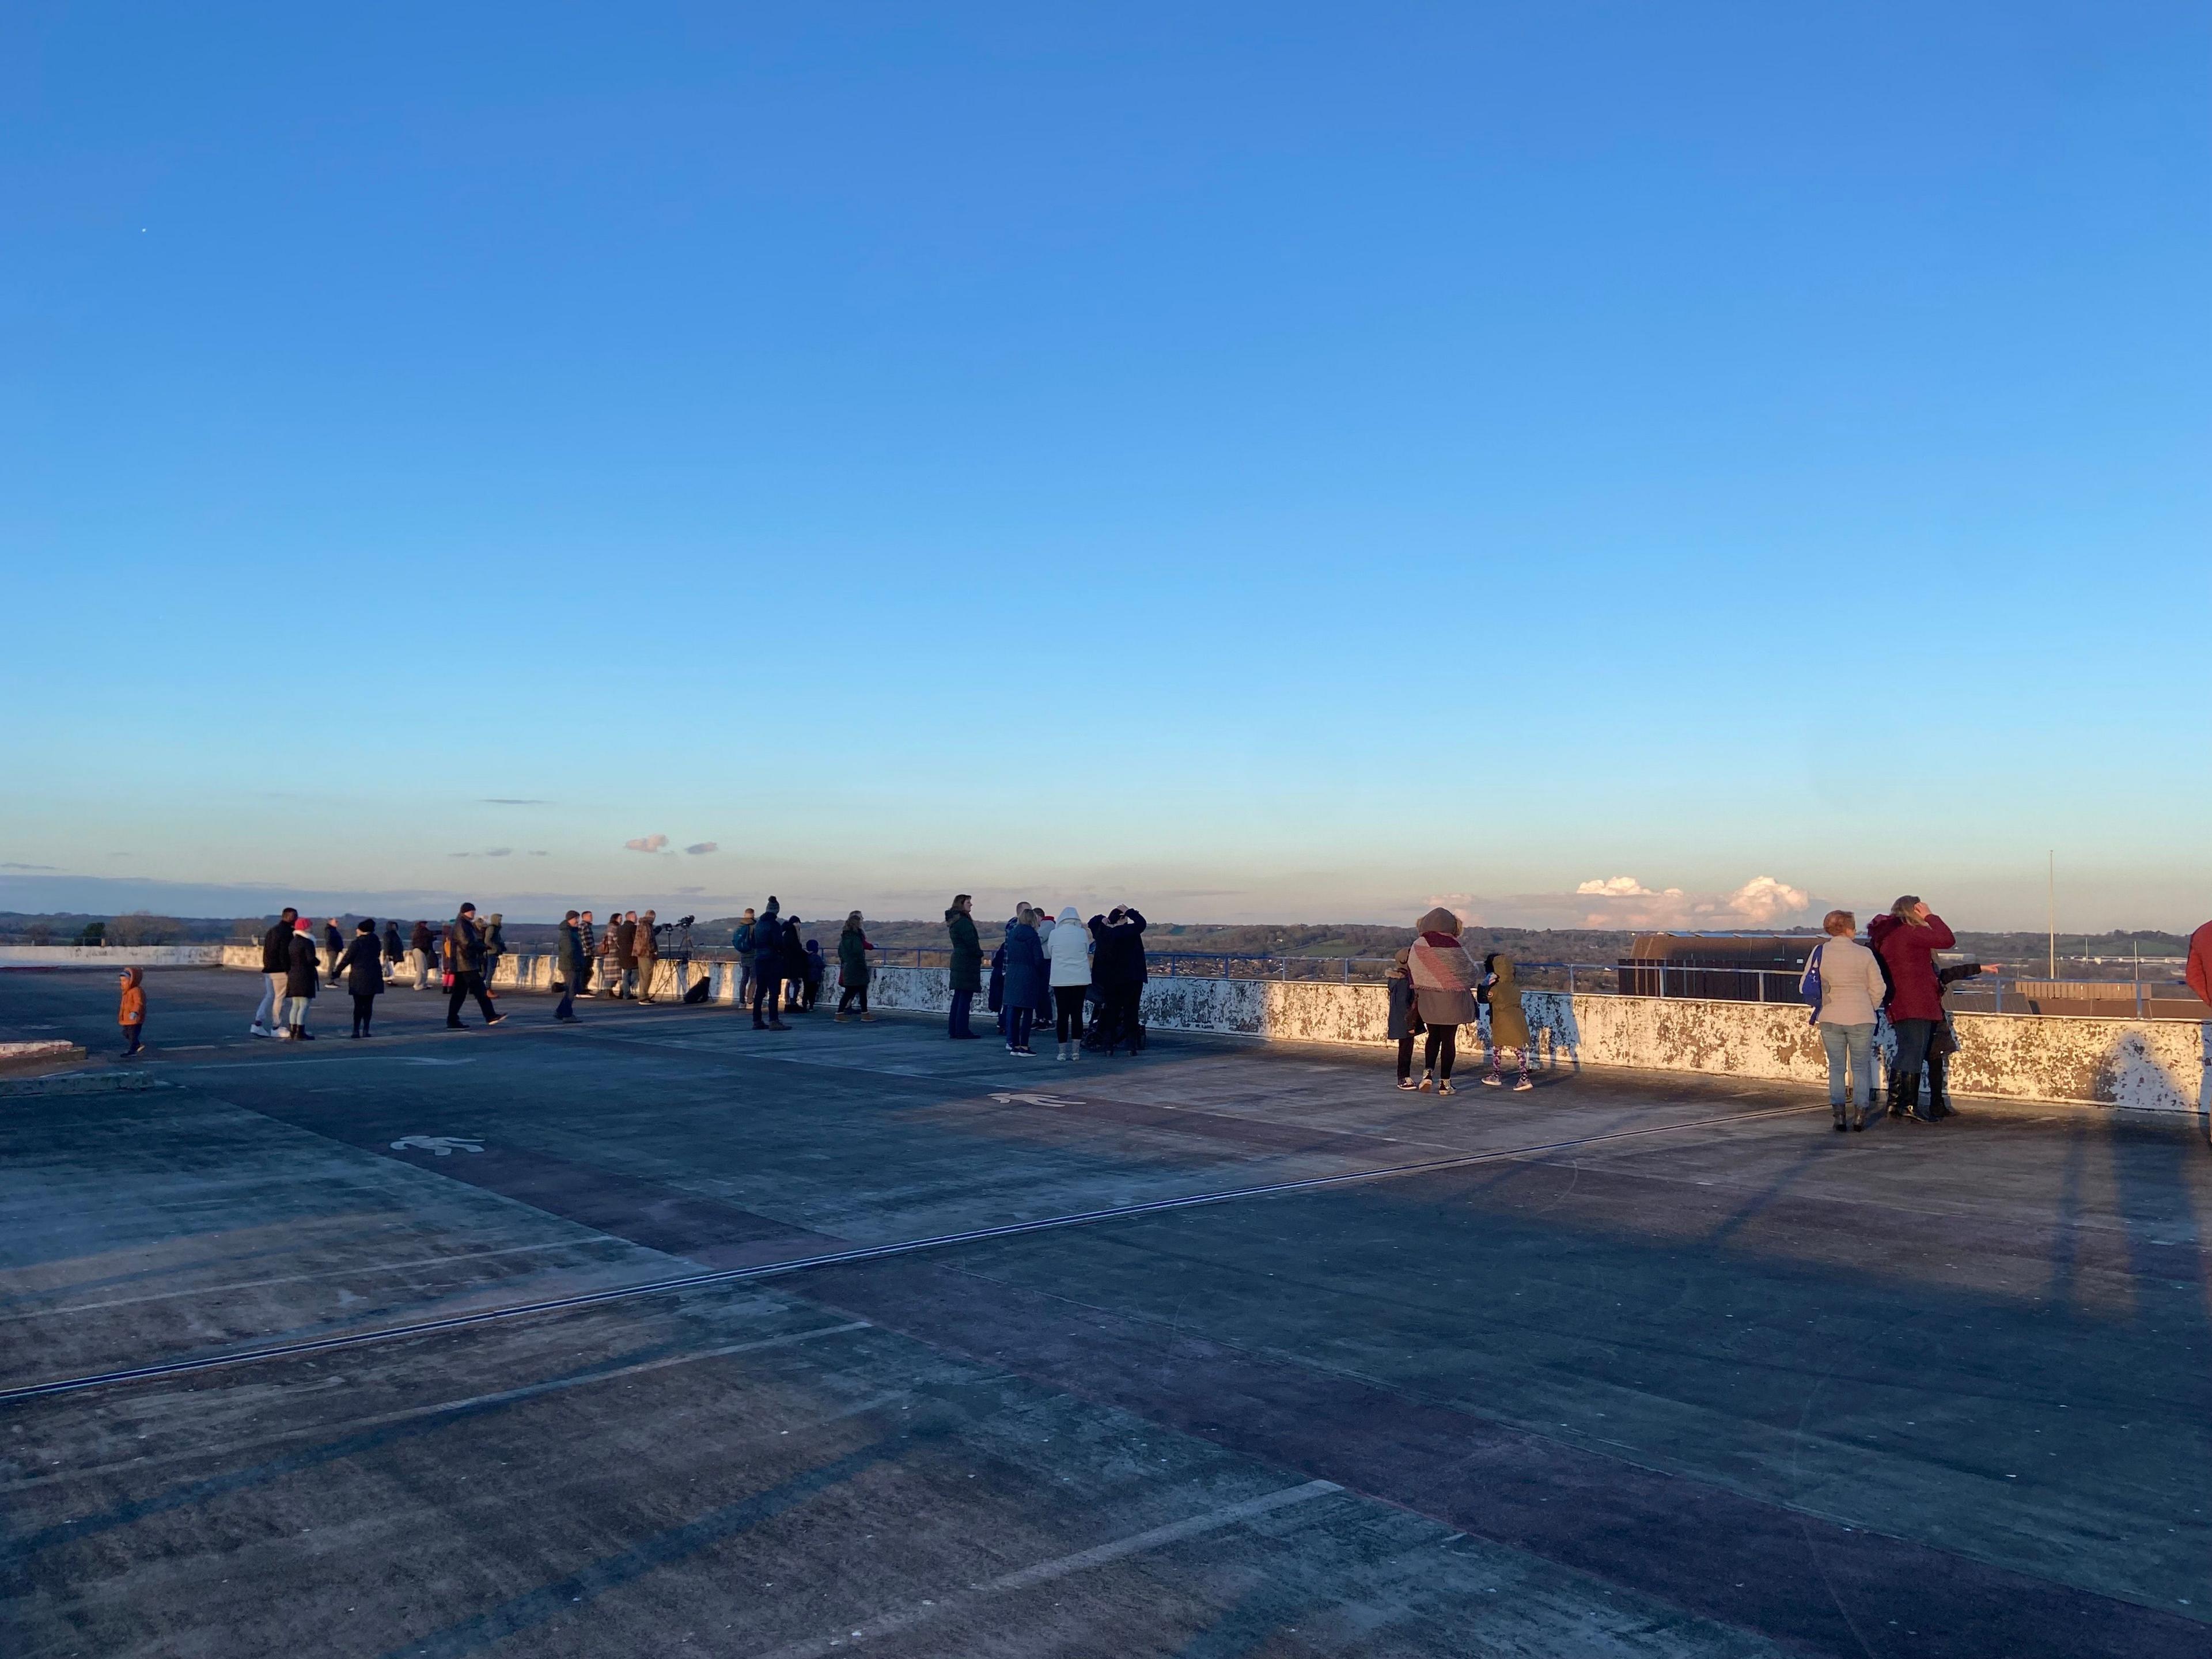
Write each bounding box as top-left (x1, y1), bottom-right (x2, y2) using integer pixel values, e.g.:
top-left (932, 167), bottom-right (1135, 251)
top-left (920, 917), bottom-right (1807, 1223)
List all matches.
top-left (389, 1134), bottom-right (486, 1156)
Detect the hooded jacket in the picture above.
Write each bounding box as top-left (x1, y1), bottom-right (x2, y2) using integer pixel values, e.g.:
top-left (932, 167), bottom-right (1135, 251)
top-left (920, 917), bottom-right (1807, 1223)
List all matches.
top-left (482, 915), bottom-right (506, 956)
top-left (285, 928), bottom-right (321, 998)
top-left (1408, 908), bottom-right (1479, 1027)
top-left (1483, 954), bottom-right (1529, 1050)
top-left (1046, 907), bottom-right (1092, 987)
top-left (752, 906), bottom-right (785, 967)
top-left (945, 907), bottom-right (983, 993)
top-left (119, 967), bottom-right (145, 1026)
top-left (1868, 910), bottom-right (1956, 1024)
top-left (635, 911), bottom-right (658, 961)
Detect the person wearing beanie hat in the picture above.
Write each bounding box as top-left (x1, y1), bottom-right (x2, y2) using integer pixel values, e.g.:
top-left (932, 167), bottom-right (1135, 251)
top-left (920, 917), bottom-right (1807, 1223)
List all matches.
top-left (280, 914), bottom-right (320, 1039)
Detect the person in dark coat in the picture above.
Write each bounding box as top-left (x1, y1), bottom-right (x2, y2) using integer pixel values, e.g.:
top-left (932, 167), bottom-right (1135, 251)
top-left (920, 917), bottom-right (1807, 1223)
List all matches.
top-left (337, 919), bottom-right (384, 1037)
top-left (381, 921), bottom-right (404, 979)
top-left (987, 922), bottom-right (1010, 1028)
top-left (1088, 905), bottom-right (1149, 1055)
top-left (282, 916), bottom-right (320, 1040)
top-left (252, 906), bottom-right (298, 1036)
top-left (408, 919), bottom-right (436, 990)
top-left (1386, 946), bottom-right (1425, 1089)
top-left (751, 899), bottom-right (790, 1029)
top-left (1869, 897), bottom-right (1957, 1123)
top-left (836, 912), bottom-right (874, 1021)
top-left (999, 906), bottom-right (1045, 1055)
top-left (441, 903), bottom-right (503, 1030)
top-left (480, 912), bottom-right (507, 997)
top-left (323, 918), bottom-right (346, 987)
top-left (553, 910), bottom-right (588, 1023)
top-left (779, 916), bottom-right (809, 1012)
top-left (945, 895), bottom-right (982, 1039)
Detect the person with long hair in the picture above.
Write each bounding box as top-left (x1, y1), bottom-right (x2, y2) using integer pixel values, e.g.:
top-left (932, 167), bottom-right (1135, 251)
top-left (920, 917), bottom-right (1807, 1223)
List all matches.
top-left (1869, 895), bottom-right (1956, 1124)
top-left (836, 911), bottom-right (875, 1021)
top-left (999, 904), bottom-right (1044, 1056)
top-left (945, 894), bottom-right (982, 1039)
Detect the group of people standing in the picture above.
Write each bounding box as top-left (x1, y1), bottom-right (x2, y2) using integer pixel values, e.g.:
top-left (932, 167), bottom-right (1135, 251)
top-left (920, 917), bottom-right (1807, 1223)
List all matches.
top-left (246, 907), bottom-right (475, 1040)
top-left (1807, 897), bottom-right (1995, 1130)
top-left (1384, 908), bottom-right (1532, 1094)
top-left (941, 896), bottom-right (1150, 1057)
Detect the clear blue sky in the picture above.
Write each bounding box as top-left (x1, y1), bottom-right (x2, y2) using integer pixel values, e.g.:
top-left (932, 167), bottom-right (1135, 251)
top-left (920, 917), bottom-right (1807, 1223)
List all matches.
top-left (5, 3), bottom-right (2206, 933)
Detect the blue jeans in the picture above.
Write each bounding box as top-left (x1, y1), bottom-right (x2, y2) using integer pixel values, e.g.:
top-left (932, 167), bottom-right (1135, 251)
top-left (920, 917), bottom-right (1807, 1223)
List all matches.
top-left (1820, 1021), bottom-right (1875, 1108)
top-left (949, 990), bottom-right (974, 1037)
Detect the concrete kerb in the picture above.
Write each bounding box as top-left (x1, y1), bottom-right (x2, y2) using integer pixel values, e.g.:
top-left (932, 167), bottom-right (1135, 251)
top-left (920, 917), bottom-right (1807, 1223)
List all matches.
top-left (191, 945), bottom-right (2211, 1116)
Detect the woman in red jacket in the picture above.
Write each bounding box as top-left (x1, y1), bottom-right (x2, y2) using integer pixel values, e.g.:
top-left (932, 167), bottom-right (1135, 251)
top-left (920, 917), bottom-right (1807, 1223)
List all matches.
top-left (1868, 896), bottom-right (1955, 1124)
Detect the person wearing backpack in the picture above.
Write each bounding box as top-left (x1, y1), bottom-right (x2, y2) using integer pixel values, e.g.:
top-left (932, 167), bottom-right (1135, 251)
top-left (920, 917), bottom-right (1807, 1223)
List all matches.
top-left (1806, 909), bottom-right (1886, 1131)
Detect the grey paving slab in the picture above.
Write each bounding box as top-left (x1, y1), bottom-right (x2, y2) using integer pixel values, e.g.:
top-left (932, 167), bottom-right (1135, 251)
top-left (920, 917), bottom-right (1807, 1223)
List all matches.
top-left (2, 967), bottom-right (2207, 1657)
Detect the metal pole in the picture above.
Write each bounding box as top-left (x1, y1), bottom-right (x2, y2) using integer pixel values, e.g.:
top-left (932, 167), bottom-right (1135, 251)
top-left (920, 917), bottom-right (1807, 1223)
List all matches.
top-left (2047, 851), bottom-right (2056, 980)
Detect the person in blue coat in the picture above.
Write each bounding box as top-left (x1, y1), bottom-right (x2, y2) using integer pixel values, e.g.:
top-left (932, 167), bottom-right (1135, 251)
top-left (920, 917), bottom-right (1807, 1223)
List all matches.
top-left (999, 904), bottom-right (1046, 1056)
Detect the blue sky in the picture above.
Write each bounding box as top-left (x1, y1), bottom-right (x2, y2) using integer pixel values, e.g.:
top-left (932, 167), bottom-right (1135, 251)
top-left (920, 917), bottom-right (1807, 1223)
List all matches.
top-left (4, 3), bottom-right (2206, 931)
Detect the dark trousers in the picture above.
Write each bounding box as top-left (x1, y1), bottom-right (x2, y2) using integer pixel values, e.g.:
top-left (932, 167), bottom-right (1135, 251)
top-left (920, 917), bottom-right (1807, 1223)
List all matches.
top-left (351, 993), bottom-right (376, 1035)
top-left (949, 990), bottom-right (974, 1037)
top-left (1103, 986), bottom-right (1142, 1052)
top-left (752, 972), bottom-right (782, 1025)
top-left (446, 972), bottom-right (497, 1026)
top-left (122, 1022), bottom-right (143, 1055)
top-left (1423, 1024), bottom-right (1459, 1078)
top-left (1396, 1036), bottom-right (1415, 1081)
top-left (1006, 1005), bottom-right (1034, 1048)
top-left (1054, 986), bottom-right (1086, 1041)
top-left (838, 983), bottom-right (868, 1014)
top-left (555, 974), bottom-right (578, 1020)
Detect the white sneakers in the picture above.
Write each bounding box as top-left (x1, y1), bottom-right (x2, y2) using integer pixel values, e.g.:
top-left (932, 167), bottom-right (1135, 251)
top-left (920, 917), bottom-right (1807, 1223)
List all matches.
top-left (248, 1024), bottom-right (271, 1039)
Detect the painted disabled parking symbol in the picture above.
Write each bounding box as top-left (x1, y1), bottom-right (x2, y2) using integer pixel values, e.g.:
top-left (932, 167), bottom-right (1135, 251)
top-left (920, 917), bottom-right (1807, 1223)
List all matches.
top-left (389, 1135), bottom-right (485, 1156)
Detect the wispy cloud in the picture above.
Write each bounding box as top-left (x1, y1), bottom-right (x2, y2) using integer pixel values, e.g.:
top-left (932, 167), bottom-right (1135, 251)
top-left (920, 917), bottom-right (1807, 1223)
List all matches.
top-left (528, 850), bottom-right (549, 857)
top-left (483, 798), bottom-right (549, 806)
top-left (684, 842), bottom-right (718, 855)
top-left (624, 834), bottom-right (671, 854)
top-left (675, 885), bottom-right (705, 895)
top-left (0, 862), bottom-right (56, 871)
top-left (484, 848), bottom-right (513, 858)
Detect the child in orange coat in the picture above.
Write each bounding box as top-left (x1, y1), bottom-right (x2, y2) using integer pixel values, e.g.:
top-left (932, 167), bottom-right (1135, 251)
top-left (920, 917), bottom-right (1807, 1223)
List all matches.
top-left (118, 967), bottom-right (146, 1056)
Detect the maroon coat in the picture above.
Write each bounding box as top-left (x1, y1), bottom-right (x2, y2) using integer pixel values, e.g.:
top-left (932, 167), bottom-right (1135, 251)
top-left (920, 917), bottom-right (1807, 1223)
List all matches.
top-left (1868, 911), bottom-right (1956, 1022)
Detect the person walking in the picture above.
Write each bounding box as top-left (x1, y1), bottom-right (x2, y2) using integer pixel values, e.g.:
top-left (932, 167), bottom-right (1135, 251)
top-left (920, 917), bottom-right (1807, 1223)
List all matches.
top-left (442, 902), bottom-right (504, 1029)
top-left (282, 915), bottom-right (320, 1040)
top-left (554, 909), bottom-right (589, 1022)
top-left (634, 909), bottom-right (660, 1004)
top-left (1807, 909), bottom-right (1886, 1130)
top-left (1000, 905), bottom-right (1044, 1055)
top-left (577, 910), bottom-right (598, 996)
top-left (1044, 906), bottom-right (1092, 1060)
top-left (1088, 906), bottom-right (1149, 1056)
top-left (480, 911), bottom-right (507, 994)
top-left (732, 908), bottom-right (758, 1009)
top-left (251, 907), bottom-right (298, 1037)
top-left (750, 899), bottom-right (790, 1029)
top-left (1479, 953), bottom-right (1534, 1090)
top-left (381, 919), bottom-right (404, 983)
top-left (408, 919), bottom-right (436, 990)
top-left (1869, 896), bottom-right (1957, 1124)
top-left (944, 895), bottom-right (983, 1038)
top-left (1386, 947), bottom-right (1424, 1089)
top-left (323, 918), bottom-right (346, 987)
top-left (836, 911), bottom-right (875, 1021)
top-left (1407, 908), bottom-right (1479, 1093)
top-left (118, 967), bottom-right (147, 1057)
top-left (337, 918), bottom-right (384, 1038)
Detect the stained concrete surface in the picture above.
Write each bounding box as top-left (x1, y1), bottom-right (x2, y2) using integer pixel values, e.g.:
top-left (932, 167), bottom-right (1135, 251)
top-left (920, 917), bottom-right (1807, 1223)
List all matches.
top-left (1, 967), bottom-right (2209, 1657)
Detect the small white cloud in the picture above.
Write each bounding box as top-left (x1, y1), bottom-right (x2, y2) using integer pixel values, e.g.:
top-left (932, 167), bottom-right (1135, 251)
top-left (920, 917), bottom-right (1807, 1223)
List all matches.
top-left (684, 842), bottom-right (718, 855)
top-left (624, 834), bottom-right (671, 854)
top-left (1724, 876), bottom-right (1810, 926)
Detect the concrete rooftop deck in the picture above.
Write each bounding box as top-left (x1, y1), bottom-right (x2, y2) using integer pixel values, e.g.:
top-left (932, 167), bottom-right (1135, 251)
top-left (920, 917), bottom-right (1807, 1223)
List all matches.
top-left (3, 967), bottom-right (2210, 1657)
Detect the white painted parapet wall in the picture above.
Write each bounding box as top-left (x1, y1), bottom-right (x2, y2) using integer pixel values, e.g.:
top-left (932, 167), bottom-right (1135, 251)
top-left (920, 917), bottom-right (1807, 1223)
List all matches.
top-left (174, 946), bottom-right (2207, 1117)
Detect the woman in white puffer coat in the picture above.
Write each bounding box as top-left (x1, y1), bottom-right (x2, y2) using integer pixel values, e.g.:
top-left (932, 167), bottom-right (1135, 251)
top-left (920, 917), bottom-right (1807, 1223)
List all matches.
top-left (1044, 906), bottom-right (1093, 1061)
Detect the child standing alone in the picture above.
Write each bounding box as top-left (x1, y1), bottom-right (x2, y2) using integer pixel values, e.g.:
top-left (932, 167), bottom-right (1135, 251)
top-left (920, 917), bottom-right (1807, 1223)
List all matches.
top-left (118, 967), bottom-right (146, 1056)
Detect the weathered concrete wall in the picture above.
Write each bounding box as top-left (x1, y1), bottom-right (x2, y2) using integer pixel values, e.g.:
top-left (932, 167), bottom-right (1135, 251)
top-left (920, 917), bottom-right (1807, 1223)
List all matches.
top-left (192, 949), bottom-right (2209, 1116)
top-left (0, 944), bottom-right (229, 967)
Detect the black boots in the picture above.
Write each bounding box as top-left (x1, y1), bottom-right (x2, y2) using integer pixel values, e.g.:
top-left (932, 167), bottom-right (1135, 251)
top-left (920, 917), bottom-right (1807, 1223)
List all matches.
top-left (1927, 1058), bottom-right (1954, 1120)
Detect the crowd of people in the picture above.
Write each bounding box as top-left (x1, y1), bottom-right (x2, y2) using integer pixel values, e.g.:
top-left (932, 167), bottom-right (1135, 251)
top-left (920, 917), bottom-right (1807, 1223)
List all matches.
top-left (99, 891), bottom-right (2194, 1128)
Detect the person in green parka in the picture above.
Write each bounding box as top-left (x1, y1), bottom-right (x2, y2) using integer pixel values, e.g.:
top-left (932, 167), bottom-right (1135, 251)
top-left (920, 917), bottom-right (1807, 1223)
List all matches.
top-left (836, 911), bottom-right (875, 1022)
top-left (945, 893), bottom-right (982, 1039)
top-left (1481, 953), bottom-right (1533, 1090)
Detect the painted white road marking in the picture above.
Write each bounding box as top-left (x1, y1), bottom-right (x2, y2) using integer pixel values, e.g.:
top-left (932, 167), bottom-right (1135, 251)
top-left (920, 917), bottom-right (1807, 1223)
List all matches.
top-left (987, 1092), bottom-right (1083, 1108)
top-left (389, 1135), bottom-right (485, 1156)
